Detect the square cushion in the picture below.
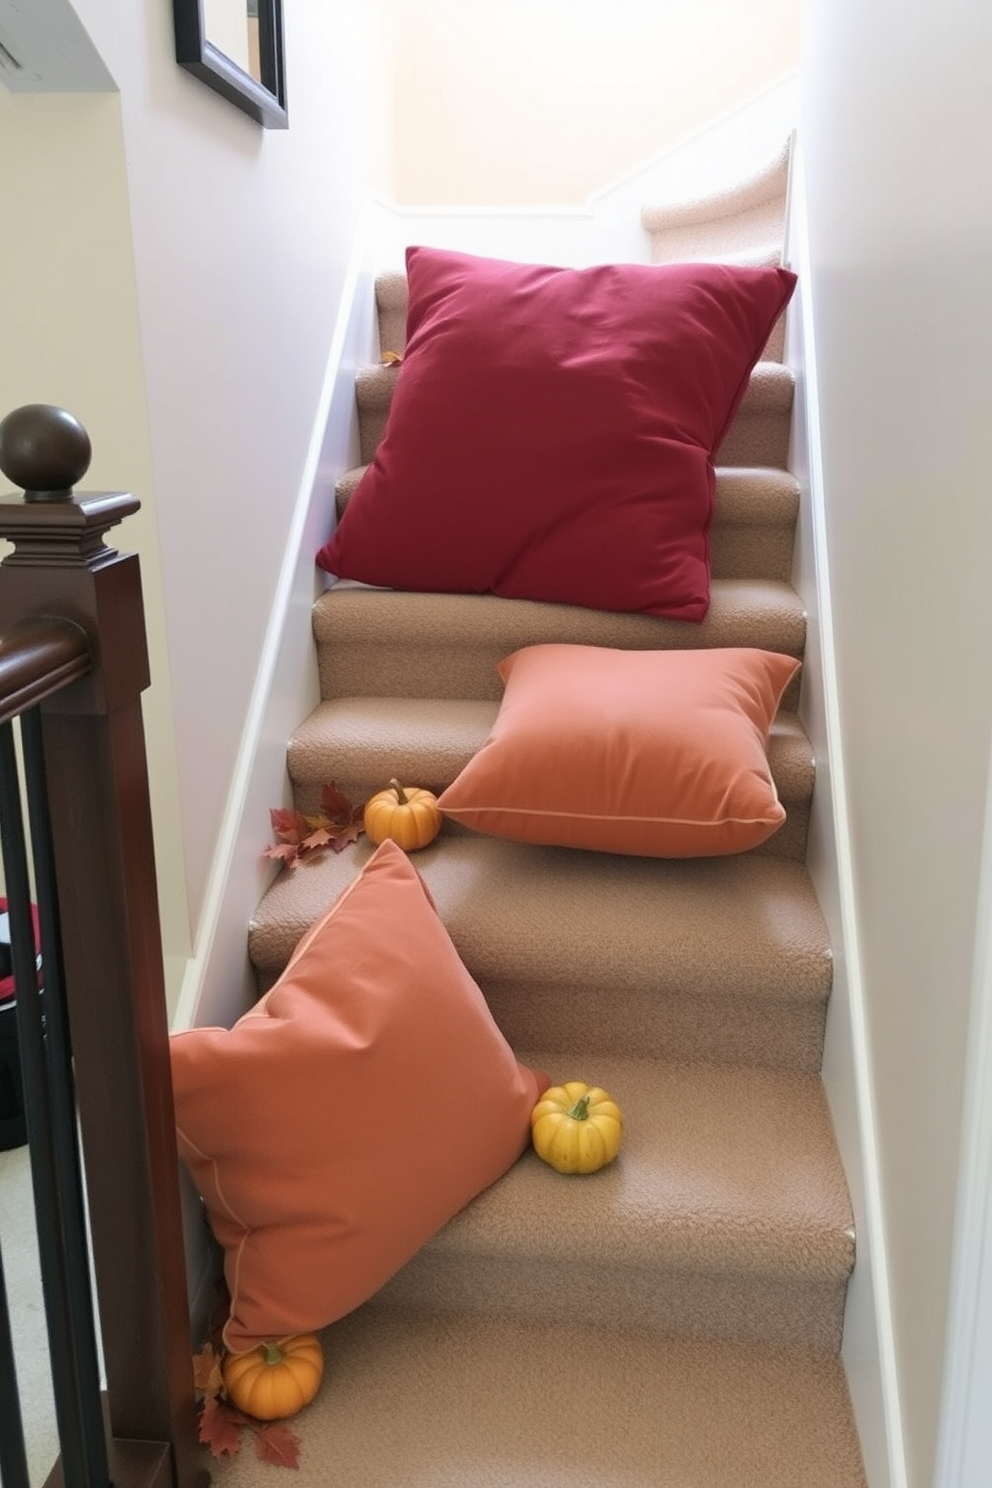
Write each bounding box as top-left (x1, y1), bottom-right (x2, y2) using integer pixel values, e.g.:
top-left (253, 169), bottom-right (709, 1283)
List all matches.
top-left (316, 246), bottom-right (796, 622)
top-left (437, 644), bottom-right (801, 857)
top-left (170, 841), bottom-right (547, 1353)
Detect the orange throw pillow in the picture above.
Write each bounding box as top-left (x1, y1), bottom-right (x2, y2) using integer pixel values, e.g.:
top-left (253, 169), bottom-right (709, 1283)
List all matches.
top-left (170, 840), bottom-right (548, 1353)
top-left (438, 645), bottom-right (800, 857)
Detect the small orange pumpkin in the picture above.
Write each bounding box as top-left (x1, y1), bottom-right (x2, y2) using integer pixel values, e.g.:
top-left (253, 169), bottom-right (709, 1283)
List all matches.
top-left (363, 778), bottom-right (441, 851)
top-left (222, 1333), bottom-right (324, 1420)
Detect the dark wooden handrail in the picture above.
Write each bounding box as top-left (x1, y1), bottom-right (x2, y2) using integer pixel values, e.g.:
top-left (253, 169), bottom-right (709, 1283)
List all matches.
top-left (0, 405), bottom-right (205, 1488)
top-left (0, 617), bottom-right (91, 726)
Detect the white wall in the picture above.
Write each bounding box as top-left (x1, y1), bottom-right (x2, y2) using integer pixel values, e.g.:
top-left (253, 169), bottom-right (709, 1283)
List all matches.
top-left (370, 77), bottom-right (797, 273)
top-left (797, 2), bottom-right (992, 1482)
top-left (383, 0), bottom-right (800, 205)
top-left (1, 0), bottom-right (387, 1002)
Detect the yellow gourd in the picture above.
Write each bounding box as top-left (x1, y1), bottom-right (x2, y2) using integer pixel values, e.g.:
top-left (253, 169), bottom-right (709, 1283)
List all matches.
top-left (531, 1082), bottom-right (623, 1175)
top-left (222, 1333), bottom-right (324, 1420)
top-left (363, 779), bottom-right (441, 851)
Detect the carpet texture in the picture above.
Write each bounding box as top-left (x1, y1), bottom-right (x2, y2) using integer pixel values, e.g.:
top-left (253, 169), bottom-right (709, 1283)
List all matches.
top-left (226, 140), bottom-right (868, 1485)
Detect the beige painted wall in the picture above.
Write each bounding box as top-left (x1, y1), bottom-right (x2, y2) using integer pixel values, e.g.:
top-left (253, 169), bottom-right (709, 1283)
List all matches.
top-left (1, 0), bottom-right (386, 997)
top-left (384, 0), bottom-right (801, 204)
top-left (202, 0), bottom-right (252, 77)
top-left (798, 0), bottom-right (992, 1482)
top-left (0, 87), bottom-right (191, 975)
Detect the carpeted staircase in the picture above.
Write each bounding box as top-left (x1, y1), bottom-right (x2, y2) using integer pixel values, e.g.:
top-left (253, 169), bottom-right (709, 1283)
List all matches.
top-left (215, 142), bottom-right (869, 1487)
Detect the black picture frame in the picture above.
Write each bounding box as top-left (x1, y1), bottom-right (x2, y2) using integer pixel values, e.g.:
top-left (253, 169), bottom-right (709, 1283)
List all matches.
top-left (173, 0), bottom-right (288, 129)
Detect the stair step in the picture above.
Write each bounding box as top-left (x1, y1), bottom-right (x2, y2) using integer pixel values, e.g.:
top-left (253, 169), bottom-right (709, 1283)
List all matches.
top-left (709, 467), bottom-right (799, 580)
top-left (369, 1056), bottom-right (854, 1350)
top-left (208, 1309), bottom-right (865, 1488)
top-left (374, 268), bottom-right (408, 359)
top-left (715, 362), bottom-right (794, 468)
top-left (313, 579), bottom-right (806, 705)
top-left (249, 838), bottom-right (831, 1072)
top-left (354, 357), bottom-right (795, 470)
top-left (641, 137), bottom-right (792, 263)
top-left (287, 698), bottom-right (814, 861)
top-left (333, 464), bottom-right (801, 586)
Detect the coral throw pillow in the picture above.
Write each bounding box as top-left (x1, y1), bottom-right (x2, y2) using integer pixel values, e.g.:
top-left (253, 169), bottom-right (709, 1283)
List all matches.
top-left (438, 644), bottom-right (801, 857)
top-left (170, 841), bottom-right (547, 1353)
top-left (316, 246), bottom-right (796, 622)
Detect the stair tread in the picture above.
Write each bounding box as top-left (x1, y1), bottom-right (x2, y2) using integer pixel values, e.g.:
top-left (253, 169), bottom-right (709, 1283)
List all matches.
top-left (249, 833), bottom-right (830, 1007)
top-left (355, 358), bottom-right (794, 466)
top-left (354, 355), bottom-right (795, 414)
top-left (288, 697), bottom-right (815, 808)
top-left (313, 578), bottom-right (807, 703)
top-left (407, 1056), bottom-right (853, 1282)
top-left (209, 1310), bottom-right (866, 1488)
top-left (372, 1055), bottom-right (850, 1346)
top-left (641, 138), bottom-right (792, 232)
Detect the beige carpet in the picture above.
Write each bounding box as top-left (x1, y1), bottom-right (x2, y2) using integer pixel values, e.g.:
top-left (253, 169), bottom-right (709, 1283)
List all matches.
top-left (0, 1144), bottom-right (59, 1486)
top-left (209, 1310), bottom-right (865, 1488)
top-left (231, 142), bottom-right (868, 1485)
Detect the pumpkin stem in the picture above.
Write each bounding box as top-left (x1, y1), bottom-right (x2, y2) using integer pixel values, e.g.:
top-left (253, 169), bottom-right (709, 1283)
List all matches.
top-left (388, 777), bottom-right (409, 805)
top-left (260, 1341), bottom-right (285, 1366)
top-left (567, 1094), bottom-right (591, 1121)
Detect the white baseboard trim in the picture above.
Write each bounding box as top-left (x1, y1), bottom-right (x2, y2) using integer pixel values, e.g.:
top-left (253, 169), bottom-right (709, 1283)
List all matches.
top-left (934, 735), bottom-right (992, 1483)
top-left (787, 144), bottom-right (907, 1488)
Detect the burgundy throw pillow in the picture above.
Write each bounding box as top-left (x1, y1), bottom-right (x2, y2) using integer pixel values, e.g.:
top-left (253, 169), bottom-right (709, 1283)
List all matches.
top-left (317, 246), bottom-right (796, 621)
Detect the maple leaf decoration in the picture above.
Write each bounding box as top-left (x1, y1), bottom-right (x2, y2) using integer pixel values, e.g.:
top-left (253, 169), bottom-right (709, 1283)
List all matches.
top-left (193, 1341), bottom-right (303, 1469)
top-left (263, 781), bottom-right (365, 868)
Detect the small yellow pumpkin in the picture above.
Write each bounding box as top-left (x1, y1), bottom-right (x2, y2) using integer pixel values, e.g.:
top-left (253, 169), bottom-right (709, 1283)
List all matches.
top-left (222, 1333), bottom-right (324, 1421)
top-left (363, 778), bottom-right (441, 851)
top-left (531, 1082), bottom-right (623, 1175)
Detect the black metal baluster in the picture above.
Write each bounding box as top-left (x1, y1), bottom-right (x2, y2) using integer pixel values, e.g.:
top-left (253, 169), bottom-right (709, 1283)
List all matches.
top-left (0, 719), bottom-right (111, 1488)
top-left (0, 1238), bottom-right (30, 1488)
top-left (21, 707), bottom-right (113, 1487)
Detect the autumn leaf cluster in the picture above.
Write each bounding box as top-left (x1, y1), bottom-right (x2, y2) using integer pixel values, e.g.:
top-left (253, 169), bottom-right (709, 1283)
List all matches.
top-left (193, 1341), bottom-right (301, 1468)
top-left (263, 781), bottom-right (365, 869)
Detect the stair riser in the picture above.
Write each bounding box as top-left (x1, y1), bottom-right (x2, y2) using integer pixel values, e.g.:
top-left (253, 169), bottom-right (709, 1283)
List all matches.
top-left (334, 466), bottom-right (800, 585)
top-left (646, 214), bottom-right (786, 265)
top-left (249, 958), bottom-right (826, 1075)
top-left (368, 1254), bottom-right (847, 1352)
top-left (765, 314), bottom-right (786, 363)
top-left (476, 982), bottom-right (826, 1072)
top-left (357, 378), bottom-right (794, 473)
top-left (289, 779), bottom-right (810, 864)
top-left (709, 524), bottom-right (795, 584)
top-left (377, 268), bottom-right (788, 361)
top-left (716, 412), bottom-right (790, 469)
top-left (316, 637), bottom-right (804, 711)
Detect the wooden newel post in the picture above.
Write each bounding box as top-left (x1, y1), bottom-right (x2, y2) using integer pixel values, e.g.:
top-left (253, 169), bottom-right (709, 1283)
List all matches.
top-left (0, 406), bottom-right (205, 1488)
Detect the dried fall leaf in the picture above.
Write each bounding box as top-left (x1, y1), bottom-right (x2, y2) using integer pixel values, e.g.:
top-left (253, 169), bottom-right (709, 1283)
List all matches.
top-left (265, 782), bottom-right (365, 868)
top-left (380, 351), bottom-right (403, 365)
top-left (193, 1343), bottom-right (225, 1403)
top-left (199, 1397), bottom-right (243, 1458)
top-left (300, 826), bottom-right (333, 853)
top-left (262, 843), bottom-right (303, 865)
top-left (319, 781), bottom-right (363, 825)
top-left (269, 808), bottom-right (309, 844)
top-left (329, 818), bottom-right (363, 852)
top-left (254, 1422), bottom-right (302, 1469)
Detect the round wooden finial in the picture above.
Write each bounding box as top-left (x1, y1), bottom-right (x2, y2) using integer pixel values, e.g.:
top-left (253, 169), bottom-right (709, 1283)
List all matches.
top-left (0, 404), bottom-right (92, 501)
